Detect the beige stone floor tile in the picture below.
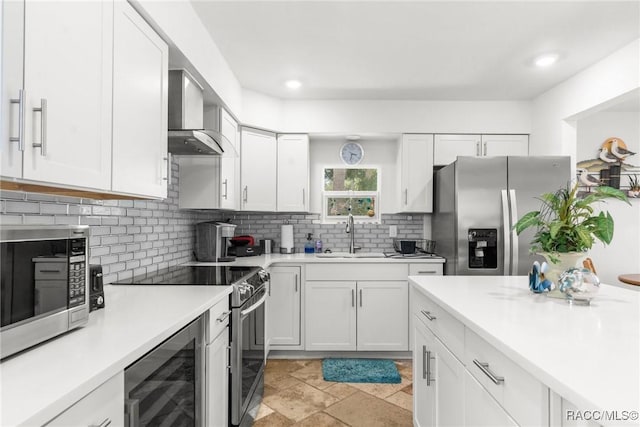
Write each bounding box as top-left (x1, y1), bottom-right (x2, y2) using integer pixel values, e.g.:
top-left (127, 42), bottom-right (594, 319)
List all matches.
top-left (346, 375), bottom-right (411, 399)
top-left (293, 412), bottom-right (349, 427)
top-left (266, 359), bottom-right (308, 375)
top-left (385, 391), bottom-right (413, 412)
top-left (265, 373), bottom-right (305, 391)
top-left (395, 360), bottom-right (413, 380)
top-left (255, 403), bottom-right (275, 421)
top-left (290, 362), bottom-right (334, 390)
top-left (325, 391), bottom-right (413, 427)
top-left (253, 412), bottom-right (294, 427)
top-left (323, 383), bottom-right (359, 400)
top-left (263, 382), bottom-right (340, 422)
top-left (264, 384), bottom-right (279, 399)
top-left (400, 383), bottom-right (413, 396)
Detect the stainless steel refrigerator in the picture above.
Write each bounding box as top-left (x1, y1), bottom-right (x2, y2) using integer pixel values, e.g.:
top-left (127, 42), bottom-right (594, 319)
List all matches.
top-left (432, 156), bottom-right (571, 276)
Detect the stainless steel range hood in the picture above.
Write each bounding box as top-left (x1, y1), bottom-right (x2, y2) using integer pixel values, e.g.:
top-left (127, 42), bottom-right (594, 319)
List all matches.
top-left (168, 70), bottom-right (225, 155)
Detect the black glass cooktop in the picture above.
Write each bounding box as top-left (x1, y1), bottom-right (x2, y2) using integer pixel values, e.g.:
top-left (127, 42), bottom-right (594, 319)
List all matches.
top-left (112, 265), bottom-right (260, 286)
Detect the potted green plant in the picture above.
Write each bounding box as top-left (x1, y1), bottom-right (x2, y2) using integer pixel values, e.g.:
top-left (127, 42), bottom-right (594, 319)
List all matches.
top-left (628, 174), bottom-right (640, 198)
top-left (513, 181), bottom-right (629, 283)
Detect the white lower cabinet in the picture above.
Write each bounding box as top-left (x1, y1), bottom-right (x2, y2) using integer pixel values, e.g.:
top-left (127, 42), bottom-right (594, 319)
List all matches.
top-left (305, 280), bottom-right (408, 351)
top-left (413, 314), bottom-right (465, 427)
top-left (46, 372), bottom-right (124, 427)
top-left (465, 369), bottom-right (518, 427)
top-left (412, 285), bottom-right (549, 427)
top-left (206, 328), bottom-right (229, 427)
top-left (267, 266), bottom-right (301, 348)
top-left (206, 298), bottom-right (230, 427)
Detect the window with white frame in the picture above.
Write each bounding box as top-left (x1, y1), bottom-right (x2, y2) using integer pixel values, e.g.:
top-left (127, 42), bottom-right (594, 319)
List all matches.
top-left (322, 168), bottom-right (380, 222)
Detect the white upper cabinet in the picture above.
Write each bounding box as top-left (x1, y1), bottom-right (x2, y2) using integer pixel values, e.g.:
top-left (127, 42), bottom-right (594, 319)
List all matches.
top-left (11, 0), bottom-right (113, 189)
top-left (240, 128), bottom-right (277, 211)
top-left (277, 134), bottom-right (309, 212)
top-left (399, 134), bottom-right (434, 213)
top-left (1, 0), bottom-right (24, 179)
top-left (220, 108), bottom-right (239, 210)
top-left (481, 134), bottom-right (529, 157)
top-left (434, 134), bottom-right (529, 166)
top-left (112, 0), bottom-right (169, 198)
top-left (433, 134), bottom-right (481, 166)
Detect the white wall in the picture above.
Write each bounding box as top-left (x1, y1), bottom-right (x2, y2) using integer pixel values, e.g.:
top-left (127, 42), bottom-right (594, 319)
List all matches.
top-left (531, 38), bottom-right (640, 287)
top-left (531, 38), bottom-right (640, 158)
top-left (241, 89), bottom-right (284, 130)
top-left (281, 100), bottom-right (531, 134)
top-left (309, 137), bottom-right (399, 215)
top-left (576, 111), bottom-right (640, 287)
top-left (576, 112), bottom-right (640, 164)
top-left (132, 0), bottom-right (243, 115)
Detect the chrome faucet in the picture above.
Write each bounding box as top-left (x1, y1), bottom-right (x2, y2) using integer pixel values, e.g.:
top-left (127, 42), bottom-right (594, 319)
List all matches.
top-left (346, 212), bottom-right (356, 254)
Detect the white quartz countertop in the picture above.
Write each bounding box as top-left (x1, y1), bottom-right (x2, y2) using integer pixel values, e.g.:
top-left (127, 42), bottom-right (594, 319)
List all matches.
top-left (0, 284), bottom-right (231, 427)
top-left (409, 276), bottom-right (640, 423)
top-left (184, 252), bottom-right (445, 268)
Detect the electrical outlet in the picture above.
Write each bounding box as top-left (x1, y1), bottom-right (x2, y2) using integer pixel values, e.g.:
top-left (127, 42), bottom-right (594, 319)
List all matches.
top-left (389, 225), bottom-right (398, 238)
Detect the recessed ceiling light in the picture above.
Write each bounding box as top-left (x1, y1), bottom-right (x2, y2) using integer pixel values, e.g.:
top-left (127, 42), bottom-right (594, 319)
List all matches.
top-left (285, 80), bottom-right (302, 89)
top-left (534, 53), bottom-right (559, 68)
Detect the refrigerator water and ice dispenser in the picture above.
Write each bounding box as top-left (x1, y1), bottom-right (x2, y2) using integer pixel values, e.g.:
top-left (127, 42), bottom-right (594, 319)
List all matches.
top-left (468, 228), bottom-right (498, 269)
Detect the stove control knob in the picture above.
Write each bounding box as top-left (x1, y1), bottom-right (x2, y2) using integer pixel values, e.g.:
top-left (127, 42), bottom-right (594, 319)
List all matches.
top-left (258, 269), bottom-right (269, 282)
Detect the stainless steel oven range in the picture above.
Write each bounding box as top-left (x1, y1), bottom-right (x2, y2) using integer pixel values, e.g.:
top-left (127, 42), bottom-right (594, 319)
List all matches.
top-left (114, 265), bottom-right (269, 427)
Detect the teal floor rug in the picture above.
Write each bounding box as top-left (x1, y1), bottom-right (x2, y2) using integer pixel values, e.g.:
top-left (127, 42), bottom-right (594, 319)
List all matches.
top-left (322, 358), bottom-right (401, 384)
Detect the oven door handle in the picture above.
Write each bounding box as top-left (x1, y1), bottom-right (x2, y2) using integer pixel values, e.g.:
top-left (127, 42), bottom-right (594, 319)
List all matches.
top-left (240, 293), bottom-right (267, 317)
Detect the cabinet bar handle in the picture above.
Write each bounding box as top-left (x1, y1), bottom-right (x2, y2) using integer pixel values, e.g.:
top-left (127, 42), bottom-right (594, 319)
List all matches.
top-left (32, 98), bottom-right (47, 156)
top-left (359, 289), bottom-right (362, 307)
top-left (421, 310), bottom-right (436, 321)
top-left (223, 179), bottom-right (228, 199)
top-left (90, 418), bottom-right (112, 427)
top-left (216, 311), bottom-right (231, 323)
top-left (404, 188), bottom-right (408, 205)
top-left (9, 89), bottom-right (25, 151)
top-left (243, 186), bottom-right (248, 203)
top-left (476, 141), bottom-right (480, 156)
top-left (162, 153), bottom-right (172, 185)
top-left (422, 345), bottom-right (427, 380)
top-left (294, 274), bottom-right (298, 292)
top-left (302, 188), bottom-right (305, 205)
top-left (426, 350), bottom-right (435, 386)
top-left (351, 289), bottom-right (355, 307)
top-left (417, 270), bottom-right (437, 274)
top-left (483, 141), bottom-right (487, 156)
top-left (473, 359), bottom-right (504, 385)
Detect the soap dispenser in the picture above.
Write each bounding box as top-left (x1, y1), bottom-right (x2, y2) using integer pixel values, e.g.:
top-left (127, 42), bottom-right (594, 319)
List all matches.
top-left (304, 233), bottom-right (315, 254)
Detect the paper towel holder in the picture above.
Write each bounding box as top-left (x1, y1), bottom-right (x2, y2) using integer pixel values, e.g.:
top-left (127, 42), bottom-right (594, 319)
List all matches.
top-left (280, 222), bottom-right (295, 254)
top-left (280, 247), bottom-right (296, 254)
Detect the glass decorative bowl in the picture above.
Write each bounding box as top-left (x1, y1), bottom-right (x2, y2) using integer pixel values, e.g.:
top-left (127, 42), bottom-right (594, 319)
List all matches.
top-left (558, 268), bottom-right (600, 304)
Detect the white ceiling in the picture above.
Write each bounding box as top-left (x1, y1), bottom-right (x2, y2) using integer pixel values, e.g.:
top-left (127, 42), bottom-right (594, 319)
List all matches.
top-left (190, 1), bottom-right (639, 101)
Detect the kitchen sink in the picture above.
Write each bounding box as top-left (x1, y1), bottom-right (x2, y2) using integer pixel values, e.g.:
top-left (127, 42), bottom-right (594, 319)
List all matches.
top-left (315, 252), bottom-right (387, 258)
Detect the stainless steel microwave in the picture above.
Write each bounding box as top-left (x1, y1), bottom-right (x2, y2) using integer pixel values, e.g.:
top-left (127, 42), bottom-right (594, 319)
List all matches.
top-left (1, 225), bottom-right (90, 359)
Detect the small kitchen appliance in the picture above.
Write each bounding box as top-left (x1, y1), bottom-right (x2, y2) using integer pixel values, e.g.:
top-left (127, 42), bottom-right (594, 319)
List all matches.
top-left (229, 235), bottom-right (262, 257)
top-left (89, 264), bottom-right (105, 312)
top-left (0, 225), bottom-right (90, 359)
top-left (195, 221), bottom-right (237, 262)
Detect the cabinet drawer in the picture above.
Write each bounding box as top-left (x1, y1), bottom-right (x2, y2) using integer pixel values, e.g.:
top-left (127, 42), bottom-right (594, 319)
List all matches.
top-left (46, 372), bottom-right (124, 427)
top-left (409, 263), bottom-right (443, 276)
top-left (306, 263), bottom-right (406, 281)
top-left (207, 296), bottom-right (230, 344)
top-left (465, 328), bottom-right (548, 426)
top-left (411, 287), bottom-right (464, 361)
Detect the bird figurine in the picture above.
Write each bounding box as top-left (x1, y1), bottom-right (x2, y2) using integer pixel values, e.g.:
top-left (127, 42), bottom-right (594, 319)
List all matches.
top-left (529, 261), bottom-right (553, 293)
top-left (599, 146), bottom-right (619, 163)
top-left (577, 168), bottom-right (600, 188)
top-left (610, 139), bottom-right (636, 161)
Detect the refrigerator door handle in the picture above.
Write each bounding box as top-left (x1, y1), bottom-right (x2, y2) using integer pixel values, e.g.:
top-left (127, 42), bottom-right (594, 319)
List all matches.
top-left (509, 189), bottom-right (519, 275)
top-left (501, 189), bottom-right (511, 276)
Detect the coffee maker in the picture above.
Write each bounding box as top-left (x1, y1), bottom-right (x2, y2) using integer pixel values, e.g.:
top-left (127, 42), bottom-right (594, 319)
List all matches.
top-left (195, 221), bottom-right (237, 262)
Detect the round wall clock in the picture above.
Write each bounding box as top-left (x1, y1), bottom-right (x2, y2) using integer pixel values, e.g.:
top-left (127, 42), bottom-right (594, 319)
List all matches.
top-left (340, 142), bottom-right (364, 165)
